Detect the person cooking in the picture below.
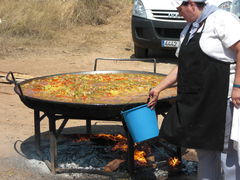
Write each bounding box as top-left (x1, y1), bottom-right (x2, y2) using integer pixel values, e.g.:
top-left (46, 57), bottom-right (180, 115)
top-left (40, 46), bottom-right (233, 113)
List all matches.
top-left (148, 0), bottom-right (240, 179)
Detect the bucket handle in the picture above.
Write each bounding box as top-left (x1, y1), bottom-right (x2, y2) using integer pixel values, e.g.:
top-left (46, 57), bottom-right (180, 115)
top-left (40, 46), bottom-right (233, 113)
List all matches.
top-left (121, 87), bottom-right (153, 112)
top-left (121, 88), bottom-right (153, 113)
top-left (120, 94), bottom-right (149, 112)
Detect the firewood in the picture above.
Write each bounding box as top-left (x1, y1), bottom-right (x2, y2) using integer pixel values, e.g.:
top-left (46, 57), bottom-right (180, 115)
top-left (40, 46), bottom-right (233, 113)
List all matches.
top-left (151, 163), bottom-right (157, 168)
top-left (103, 159), bottom-right (125, 172)
top-left (147, 155), bottom-right (155, 162)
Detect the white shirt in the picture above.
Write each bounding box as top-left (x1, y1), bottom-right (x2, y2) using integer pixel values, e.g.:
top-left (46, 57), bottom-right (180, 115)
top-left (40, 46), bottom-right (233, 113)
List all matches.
top-left (176, 9), bottom-right (240, 97)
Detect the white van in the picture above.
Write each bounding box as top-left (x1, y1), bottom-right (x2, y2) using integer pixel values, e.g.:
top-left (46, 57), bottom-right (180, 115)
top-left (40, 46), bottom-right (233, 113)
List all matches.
top-left (132, 0), bottom-right (240, 58)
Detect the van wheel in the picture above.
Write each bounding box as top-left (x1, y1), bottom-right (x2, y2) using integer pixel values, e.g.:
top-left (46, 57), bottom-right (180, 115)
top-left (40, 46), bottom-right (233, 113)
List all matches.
top-left (134, 45), bottom-right (148, 58)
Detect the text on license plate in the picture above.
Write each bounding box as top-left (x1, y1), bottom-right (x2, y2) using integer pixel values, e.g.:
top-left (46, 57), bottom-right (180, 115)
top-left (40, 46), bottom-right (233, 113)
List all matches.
top-left (161, 40), bottom-right (180, 48)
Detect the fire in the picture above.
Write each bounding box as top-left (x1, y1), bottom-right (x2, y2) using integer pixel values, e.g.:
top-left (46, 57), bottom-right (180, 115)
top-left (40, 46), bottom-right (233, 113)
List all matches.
top-left (134, 150), bottom-right (147, 164)
top-left (96, 133), bottom-right (127, 141)
top-left (73, 135), bottom-right (90, 142)
top-left (72, 133), bottom-right (149, 165)
top-left (73, 133), bottom-right (127, 143)
top-left (168, 157), bottom-right (181, 167)
top-left (112, 141), bottom-right (128, 152)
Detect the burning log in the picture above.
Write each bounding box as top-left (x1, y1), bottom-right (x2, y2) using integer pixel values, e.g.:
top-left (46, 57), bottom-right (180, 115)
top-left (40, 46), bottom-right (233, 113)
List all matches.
top-left (146, 155), bottom-right (155, 162)
top-left (134, 150), bottom-right (147, 165)
top-left (112, 141), bottom-right (128, 152)
top-left (72, 133), bottom-right (127, 145)
top-left (103, 159), bottom-right (125, 172)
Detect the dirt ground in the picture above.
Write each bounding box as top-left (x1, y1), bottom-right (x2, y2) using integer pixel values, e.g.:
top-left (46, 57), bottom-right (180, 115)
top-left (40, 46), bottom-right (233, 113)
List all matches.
top-left (0, 7), bottom-right (197, 180)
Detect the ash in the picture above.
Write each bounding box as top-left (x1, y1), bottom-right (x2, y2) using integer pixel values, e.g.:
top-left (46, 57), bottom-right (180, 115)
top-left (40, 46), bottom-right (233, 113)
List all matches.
top-left (22, 134), bottom-right (198, 179)
top-left (49, 140), bottom-right (127, 171)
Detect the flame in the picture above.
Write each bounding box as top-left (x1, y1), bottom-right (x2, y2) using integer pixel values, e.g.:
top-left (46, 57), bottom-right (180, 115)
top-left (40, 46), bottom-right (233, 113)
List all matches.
top-left (73, 135), bottom-right (90, 142)
top-left (112, 141), bottom-right (128, 152)
top-left (134, 150), bottom-right (147, 164)
top-left (95, 133), bottom-right (127, 141)
top-left (73, 133), bottom-right (127, 143)
top-left (112, 144), bottom-right (148, 165)
top-left (168, 157), bottom-right (181, 167)
top-left (72, 133), bottom-right (149, 165)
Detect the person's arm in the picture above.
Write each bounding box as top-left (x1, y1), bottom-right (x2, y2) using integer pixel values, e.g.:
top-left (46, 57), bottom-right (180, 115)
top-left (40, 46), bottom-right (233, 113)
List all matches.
top-left (230, 40), bottom-right (240, 108)
top-left (148, 66), bottom-right (178, 109)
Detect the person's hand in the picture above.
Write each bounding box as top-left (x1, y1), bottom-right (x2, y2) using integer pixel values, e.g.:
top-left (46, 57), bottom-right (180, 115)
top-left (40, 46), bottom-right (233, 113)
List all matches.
top-left (148, 87), bottom-right (160, 109)
top-left (232, 87), bottom-right (240, 108)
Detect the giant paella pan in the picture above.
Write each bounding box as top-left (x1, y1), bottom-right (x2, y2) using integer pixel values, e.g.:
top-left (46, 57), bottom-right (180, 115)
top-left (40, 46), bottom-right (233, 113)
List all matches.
top-left (8, 70), bottom-right (177, 120)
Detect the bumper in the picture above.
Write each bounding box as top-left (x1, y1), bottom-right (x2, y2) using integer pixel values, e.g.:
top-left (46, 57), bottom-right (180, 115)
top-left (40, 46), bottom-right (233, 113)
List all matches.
top-left (131, 16), bottom-right (186, 50)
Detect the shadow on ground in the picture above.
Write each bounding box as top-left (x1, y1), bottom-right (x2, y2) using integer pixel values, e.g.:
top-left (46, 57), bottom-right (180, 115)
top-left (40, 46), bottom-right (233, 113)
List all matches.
top-left (18, 125), bottom-right (125, 161)
top-left (14, 124), bottom-right (197, 180)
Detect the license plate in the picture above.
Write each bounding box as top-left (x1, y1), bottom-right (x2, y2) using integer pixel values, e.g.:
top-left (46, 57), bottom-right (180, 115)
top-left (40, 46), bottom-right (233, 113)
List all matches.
top-left (161, 40), bottom-right (179, 48)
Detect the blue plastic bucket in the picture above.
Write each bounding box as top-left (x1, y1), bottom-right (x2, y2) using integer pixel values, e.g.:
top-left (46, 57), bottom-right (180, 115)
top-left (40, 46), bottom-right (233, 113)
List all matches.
top-left (121, 104), bottom-right (159, 143)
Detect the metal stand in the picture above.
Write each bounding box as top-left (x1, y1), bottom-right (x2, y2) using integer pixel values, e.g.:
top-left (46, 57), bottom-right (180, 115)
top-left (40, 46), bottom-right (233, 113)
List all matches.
top-left (33, 110), bottom-right (136, 175)
top-left (34, 110), bottom-right (181, 176)
top-left (93, 57), bottom-right (157, 73)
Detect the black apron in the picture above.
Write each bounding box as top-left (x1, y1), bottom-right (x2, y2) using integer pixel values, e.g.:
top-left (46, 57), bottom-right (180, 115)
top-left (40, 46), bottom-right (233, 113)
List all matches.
top-left (160, 23), bottom-right (230, 151)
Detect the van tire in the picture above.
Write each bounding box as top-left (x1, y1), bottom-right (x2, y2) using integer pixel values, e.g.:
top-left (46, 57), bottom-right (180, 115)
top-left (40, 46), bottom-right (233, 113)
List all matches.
top-left (134, 45), bottom-right (148, 58)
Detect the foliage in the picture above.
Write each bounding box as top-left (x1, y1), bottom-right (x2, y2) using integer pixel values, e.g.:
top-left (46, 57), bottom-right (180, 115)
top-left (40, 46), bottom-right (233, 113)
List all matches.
top-left (0, 0), bottom-right (132, 39)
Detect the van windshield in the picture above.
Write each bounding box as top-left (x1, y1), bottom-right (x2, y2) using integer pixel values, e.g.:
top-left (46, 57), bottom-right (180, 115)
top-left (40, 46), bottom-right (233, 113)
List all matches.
top-left (231, 0), bottom-right (240, 17)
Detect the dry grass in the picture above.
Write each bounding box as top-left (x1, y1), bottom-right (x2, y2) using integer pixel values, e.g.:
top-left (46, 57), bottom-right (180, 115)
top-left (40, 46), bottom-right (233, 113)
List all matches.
top-left (0, 0), bottom-right (132, 39)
